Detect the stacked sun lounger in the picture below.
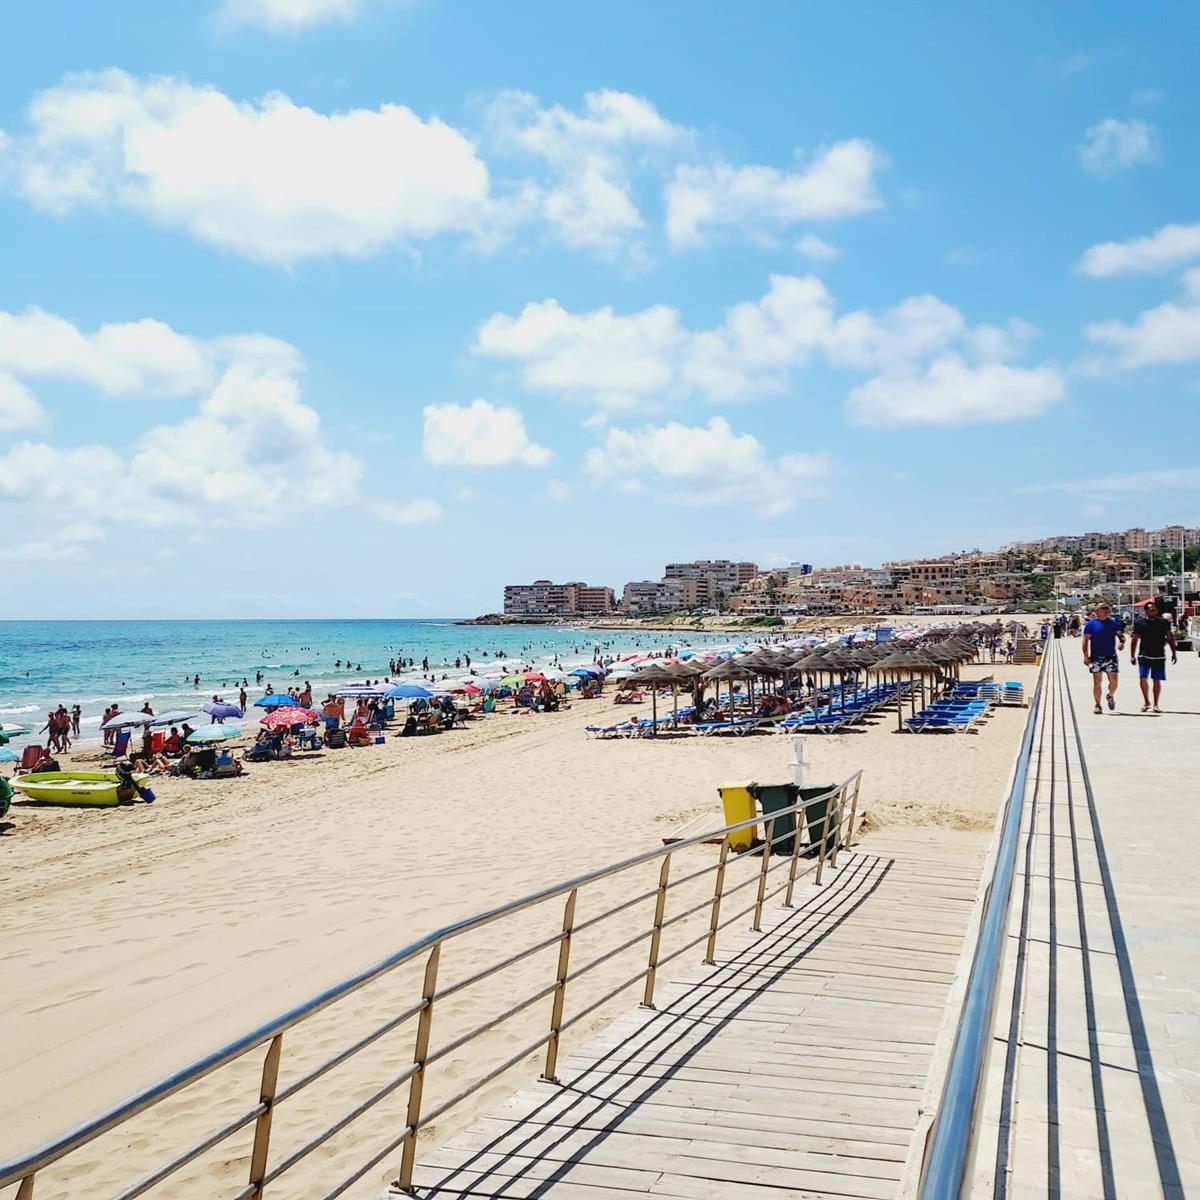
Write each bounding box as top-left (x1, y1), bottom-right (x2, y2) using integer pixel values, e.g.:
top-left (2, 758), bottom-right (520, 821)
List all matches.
top-left (906, 680), bottom-right (999, 733)
top-left (1000, 681), bottom-right (1025, 706)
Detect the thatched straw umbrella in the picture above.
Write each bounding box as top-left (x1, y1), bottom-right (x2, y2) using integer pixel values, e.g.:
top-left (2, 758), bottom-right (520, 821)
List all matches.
top-left (874, 647), bottom-right (938, 731)
top-left (624, 663), bottom-right (683, 734)
top-left (702, 658), bottom-right (756, 717)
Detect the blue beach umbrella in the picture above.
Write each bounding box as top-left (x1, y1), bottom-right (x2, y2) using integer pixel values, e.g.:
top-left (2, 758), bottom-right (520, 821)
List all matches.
top-left (570, 667), bottom-right (602, 677)
top-left (385, 683), bottom-right (434, 700)
top-left (0, 747), bottom-right (18, 763)
top-left (254, 693), bottom-right (297, 709)
top-left (187, 724), bottom-right (242, 743)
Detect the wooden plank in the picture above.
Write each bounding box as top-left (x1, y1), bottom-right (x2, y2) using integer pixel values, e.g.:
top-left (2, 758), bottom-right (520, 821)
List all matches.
top-left (413, 834), bottom-right (983, 1200)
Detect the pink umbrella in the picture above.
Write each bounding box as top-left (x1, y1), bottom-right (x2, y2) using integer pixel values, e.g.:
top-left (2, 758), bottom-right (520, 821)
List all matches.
top-left (260, 706), bottom-right (320, 729)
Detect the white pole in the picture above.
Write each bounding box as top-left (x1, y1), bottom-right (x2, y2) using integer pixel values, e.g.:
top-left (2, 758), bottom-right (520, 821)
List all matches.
top-left (790, 733), bottom-right (808, 788)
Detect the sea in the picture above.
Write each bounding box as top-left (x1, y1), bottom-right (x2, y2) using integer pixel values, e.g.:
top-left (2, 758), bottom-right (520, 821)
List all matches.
top-left (0, 619), bottom-right (739, 744)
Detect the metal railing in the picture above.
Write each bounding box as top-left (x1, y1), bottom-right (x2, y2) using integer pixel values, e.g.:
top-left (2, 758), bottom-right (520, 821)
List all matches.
top-left (916, 642), bottom-right (1050, 1198)
top-left (1, 771), bottom-right (864, 1200)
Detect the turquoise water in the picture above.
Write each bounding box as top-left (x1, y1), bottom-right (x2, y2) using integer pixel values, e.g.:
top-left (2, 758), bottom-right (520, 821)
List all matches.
top-left (0, 620), bottom-right (732, 742)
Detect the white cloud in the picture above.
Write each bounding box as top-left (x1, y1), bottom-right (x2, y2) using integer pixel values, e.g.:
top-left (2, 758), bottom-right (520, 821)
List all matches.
top-left (1021, 468), bottom-right (1200, 495)
top-left (0, 362), bottom-right (361, 524)
top-left (217, 0), bottom-right (369, 33)
top-left (475, 299), bottom-right (683, 411)
top-left (795, 233), bottom-right (839, 261)
top-left (584, 417), bottom-right (831, 517)
top-left (13, 69), bottom-right (492, 264)
top-left (475, 273), bottom-right (1052, 422)
top-left (1078, 118), bottom-right (1159, 173)
top-left (0, 307), bottom-right (214, 396)
top-left (846, 358), bottom-right (1065, 427)
top-left (544, 479), bottom-right (574, 503)
top-left (485, 89), bottom-right (687, 251)
top-left (1085, 298), bottom-right (1200, 368)
top-left (0, 374), bottom-right (50, 433)
top-left (422, 399), bottom-right (551, 467)
top-left (665, 140), bottom-right (884, 248)
top-left (1078, 222), bottom-right (1200, 277)
top-left (373, 498), bottom-right (443, 524)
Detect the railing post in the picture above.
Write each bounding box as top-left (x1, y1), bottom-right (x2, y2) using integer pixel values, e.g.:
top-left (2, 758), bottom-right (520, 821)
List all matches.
top-left (843, 774), bottom-right (862, 852)
top-left (398, 944), bottom-right (441, 1193)
top-left (814, 793), bottom-right (836, 886)
top-left (540, 888), bottom-right (577, 1084)
top-left (752, 817), bottom-right (775, 931)
top-left (247, 1033), bottom-right (283, 1200)
top-left (828, 784), bottom-right (847, 869)
top-left (641, 855), bottom-right (672, 1009)
top-left (703, 837), bottom-right (730, 965)
top-left (783, 806), bottom-right (804, 909)
top-left (16, 1176), bottom-right (34, 1200)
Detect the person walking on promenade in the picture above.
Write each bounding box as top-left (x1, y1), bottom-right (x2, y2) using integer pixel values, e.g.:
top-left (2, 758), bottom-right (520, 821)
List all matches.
top-left (1082, 602), bottom-right (1124, 714)
top-left (1130, 599), bottom-right (1177, 713)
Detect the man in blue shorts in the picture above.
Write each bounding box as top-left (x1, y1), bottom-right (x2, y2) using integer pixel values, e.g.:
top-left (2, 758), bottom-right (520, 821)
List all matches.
top-left (1130, 599), bottom-right (1177, 713)
top-left (1082, 602), bottom-right (1124, 714)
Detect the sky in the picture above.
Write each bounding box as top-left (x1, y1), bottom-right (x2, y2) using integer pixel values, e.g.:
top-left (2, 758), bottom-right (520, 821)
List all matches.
top-left (0, 1), bottom-right (1198, 619)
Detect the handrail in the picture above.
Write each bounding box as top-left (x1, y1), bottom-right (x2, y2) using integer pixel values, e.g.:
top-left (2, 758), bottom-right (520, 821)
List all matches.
top-left (0, 770), bottom-right (864, 1199)
top-left (916, 642), bottom-right (1050, 1198)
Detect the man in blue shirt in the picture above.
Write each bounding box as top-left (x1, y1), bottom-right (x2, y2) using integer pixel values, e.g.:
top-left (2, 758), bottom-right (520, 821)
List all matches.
top-left (1082, 602), bottom-right (1125, 714)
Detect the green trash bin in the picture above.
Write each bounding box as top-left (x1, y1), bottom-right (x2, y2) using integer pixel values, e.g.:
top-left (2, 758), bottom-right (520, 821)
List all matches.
top-left (752, 783), bottom-right (798, 856)
top-left (799, 784), bottom-right (840, 858)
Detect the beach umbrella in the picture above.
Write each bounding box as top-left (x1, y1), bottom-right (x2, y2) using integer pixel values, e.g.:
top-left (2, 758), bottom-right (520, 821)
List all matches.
top-left (624, 664), bottom-right (682, 735)
top-left (202, 702), bottom-right (243, 720)
top-left (570, 666), bottom-right (602, 677)
top-left (0, 723), bottom-right (30, 737)
top-left (102, 711), bottom-right (156, 731)
top-left (152, 709), bottom-right (201, 727)
top-left (450, 684), bottom-right (482, 695)
top-left (187, 724), bottom-right (242, 743)
top-left (385, 683), bottom-right (434, 700)
top-left (255, 693), bottom-right (299, 709)
top-left (500, 675), bottom-right (525, 687)
top-left (875, 649), bottom-right (936, 730)
top-left (261, 706), bottom-right (320, 729)
top-left (0, 746), bottom-right (17, 762)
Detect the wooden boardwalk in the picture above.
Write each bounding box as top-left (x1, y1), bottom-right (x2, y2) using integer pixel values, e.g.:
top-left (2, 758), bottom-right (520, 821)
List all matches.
top-left (973, 643), bottom-right (1200, 1199)
top-left (411, 827), bottom-right (987, 1199)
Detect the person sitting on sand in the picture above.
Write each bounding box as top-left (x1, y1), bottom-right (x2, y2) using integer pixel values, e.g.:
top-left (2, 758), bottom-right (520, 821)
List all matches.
top-left (136, 752), bottom-right (172, 774)
top-left (32, 752), bottom-right (61, 773)
top-left (163, 727), bottom-right (183, 755)
top-left (180, 721), bottom-right (195, 744)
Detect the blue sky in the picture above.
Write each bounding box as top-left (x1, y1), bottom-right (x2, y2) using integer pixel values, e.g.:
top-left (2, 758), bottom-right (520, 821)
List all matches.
top-left (1, 1), bottom-right (1197, 618)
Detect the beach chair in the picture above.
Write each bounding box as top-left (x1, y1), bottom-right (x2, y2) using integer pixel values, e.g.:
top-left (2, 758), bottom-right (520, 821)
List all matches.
top-left (111, 731), bottom-right (131, 757)
top-left (19, 744), bottom-right (44, 772)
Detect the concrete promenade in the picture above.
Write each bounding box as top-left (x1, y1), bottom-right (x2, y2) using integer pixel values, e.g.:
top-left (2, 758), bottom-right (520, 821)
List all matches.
top-left (973, 637), bottom-right (1200, 1199)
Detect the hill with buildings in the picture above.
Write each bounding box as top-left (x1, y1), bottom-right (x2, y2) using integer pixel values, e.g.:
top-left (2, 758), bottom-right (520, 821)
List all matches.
top-left (489, 525), bottom-right (1199, 623)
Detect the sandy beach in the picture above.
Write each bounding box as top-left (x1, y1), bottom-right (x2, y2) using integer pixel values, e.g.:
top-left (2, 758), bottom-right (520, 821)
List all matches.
top-left (0, 655), bottom-right (1038, 1199)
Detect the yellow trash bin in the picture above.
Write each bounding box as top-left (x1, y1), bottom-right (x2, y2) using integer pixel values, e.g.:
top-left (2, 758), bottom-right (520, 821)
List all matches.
top-left (719, 782), bottom-right (757, 851)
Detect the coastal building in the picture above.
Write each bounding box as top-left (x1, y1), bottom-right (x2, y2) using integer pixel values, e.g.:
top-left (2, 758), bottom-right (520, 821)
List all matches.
top-left (503, 580), bottom-right (615, 617)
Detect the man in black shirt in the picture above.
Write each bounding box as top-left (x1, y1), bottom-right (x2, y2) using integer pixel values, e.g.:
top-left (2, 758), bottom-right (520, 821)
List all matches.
top-left (1130, 599), bottom-right (1177, 713)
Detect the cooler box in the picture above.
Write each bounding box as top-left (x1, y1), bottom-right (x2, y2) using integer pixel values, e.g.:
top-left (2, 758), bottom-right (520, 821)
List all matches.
top-left (718, 782), bottom-right (757, 851)
top-left (752, 783), bottom-right (798, 856)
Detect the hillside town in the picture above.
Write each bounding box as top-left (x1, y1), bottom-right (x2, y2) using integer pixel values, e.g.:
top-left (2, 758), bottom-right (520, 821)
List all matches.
top-left (500, 524), bottom-right (1200, 621)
